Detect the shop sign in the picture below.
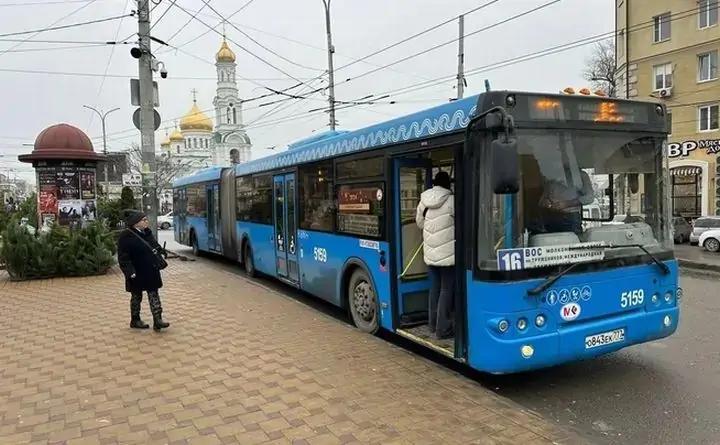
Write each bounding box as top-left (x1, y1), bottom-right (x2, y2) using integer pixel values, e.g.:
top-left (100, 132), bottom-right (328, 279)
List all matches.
top-left (667, 139), bottom-right (720, 158)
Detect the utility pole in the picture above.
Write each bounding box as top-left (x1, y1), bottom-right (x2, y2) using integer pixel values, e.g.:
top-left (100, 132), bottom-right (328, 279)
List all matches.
top-left (322, 0), bottom-right (337, 130)
top-left (456, 14), bottom-right (465, 100)
top-left (83, 105), bottom-right (119, 197)
top-left (136, 0), bottom-right (158, 236)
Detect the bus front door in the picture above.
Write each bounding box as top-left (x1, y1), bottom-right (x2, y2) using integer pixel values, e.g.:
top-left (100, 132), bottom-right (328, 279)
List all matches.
top-left (273, 173), bottom-right (300, 285)
top-left (393, 158), bottom-right (433, 325)
top-left (206, 183), bottom-right (221, 253)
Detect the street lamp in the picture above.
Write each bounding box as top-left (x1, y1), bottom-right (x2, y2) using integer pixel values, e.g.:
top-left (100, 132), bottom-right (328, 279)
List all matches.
top-left (83, 105), bottom-right (120, 196)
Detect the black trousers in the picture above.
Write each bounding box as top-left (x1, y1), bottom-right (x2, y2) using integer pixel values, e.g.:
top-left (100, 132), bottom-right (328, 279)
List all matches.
top-left (428, 265), bottom-right (455, 338)
top-left (130, 290), bottom-right (163, 319)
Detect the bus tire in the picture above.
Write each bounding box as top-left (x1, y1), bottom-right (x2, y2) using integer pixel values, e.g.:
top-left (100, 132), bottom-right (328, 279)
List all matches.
top-left (243, 242), bottom-right (257, 277)
top-left (191, 231), bottom-right (199, 256)
top-left (347, 268), bottom-right (380, 335)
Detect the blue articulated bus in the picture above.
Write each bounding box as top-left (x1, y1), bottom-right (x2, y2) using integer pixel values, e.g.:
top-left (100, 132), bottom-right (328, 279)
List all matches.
top-left (173, 89), bottom-right (681, 374)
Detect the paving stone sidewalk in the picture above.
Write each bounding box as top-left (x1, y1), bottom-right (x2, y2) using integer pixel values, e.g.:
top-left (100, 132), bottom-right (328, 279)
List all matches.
top-left (0, 260), bottom-right (595, 445)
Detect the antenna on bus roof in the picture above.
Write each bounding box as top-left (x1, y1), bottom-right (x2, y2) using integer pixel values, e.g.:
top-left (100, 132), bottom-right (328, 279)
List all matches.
top-left (484, 79), bottom-right (491, 92)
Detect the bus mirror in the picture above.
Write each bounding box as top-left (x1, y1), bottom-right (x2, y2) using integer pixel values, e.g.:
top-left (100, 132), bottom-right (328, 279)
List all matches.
top-left (491, 138), bottom-right (519, 194)
top-left (628, 173), bottom-right (639, 194)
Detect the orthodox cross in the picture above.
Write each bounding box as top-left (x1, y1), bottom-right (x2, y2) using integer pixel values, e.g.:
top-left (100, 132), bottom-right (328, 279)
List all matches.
top-left (191, 88), bottom-right (198, 102)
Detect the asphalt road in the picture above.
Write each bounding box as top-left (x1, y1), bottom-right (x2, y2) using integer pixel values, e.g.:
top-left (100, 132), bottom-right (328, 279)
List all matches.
top-left (159, 231), bottom-right (720, 445)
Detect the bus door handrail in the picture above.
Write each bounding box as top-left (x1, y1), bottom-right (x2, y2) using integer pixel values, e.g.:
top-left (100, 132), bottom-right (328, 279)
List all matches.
top-left (398, 241), bottom-right (424, 279)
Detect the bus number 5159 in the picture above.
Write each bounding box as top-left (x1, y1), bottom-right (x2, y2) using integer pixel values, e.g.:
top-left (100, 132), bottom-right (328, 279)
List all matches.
top-left (620, 289), bottom-right (644, 308)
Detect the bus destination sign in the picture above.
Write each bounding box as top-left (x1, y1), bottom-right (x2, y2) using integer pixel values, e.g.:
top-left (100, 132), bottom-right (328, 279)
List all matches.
top-left (527, 96), bottom-right (652, 124)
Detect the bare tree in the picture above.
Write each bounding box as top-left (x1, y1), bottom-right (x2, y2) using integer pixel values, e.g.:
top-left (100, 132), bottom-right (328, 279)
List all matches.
top-left (582, 39), bottom-right (617, 98)
top-left (126, 142), bottom-right (198, 197)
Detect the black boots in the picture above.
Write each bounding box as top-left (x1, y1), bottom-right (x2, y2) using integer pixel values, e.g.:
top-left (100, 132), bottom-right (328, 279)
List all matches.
top-left (131, 291), bottom-right (169, 331)
top-left (153, 313), bottom-right (170, 331)
top-left (130, 317), bottom-right (150, 329)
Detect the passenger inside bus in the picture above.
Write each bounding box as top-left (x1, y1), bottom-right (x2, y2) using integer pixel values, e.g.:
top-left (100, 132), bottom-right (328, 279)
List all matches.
top-left (522, 156), bottom-right (594, 236)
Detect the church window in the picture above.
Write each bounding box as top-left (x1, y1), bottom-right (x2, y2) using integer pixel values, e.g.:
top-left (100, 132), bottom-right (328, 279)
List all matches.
top-left (221, 72), bottom-right (225, 81)
top-left (232, 107), bottom-right (237, 124)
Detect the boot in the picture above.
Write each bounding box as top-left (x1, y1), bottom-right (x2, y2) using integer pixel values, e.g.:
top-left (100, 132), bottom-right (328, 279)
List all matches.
top-left (153, 313), bottom-right (170, 331)
top-left (130, 317), bottom-right (150, 329)
top-left (130, 294), bottom-right (149, 329)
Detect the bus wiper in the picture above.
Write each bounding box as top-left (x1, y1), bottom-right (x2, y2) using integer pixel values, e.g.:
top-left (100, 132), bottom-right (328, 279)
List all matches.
top-left (607, 243), bottom-right (670, 275)
top-left (527, 243), bottom-right (669, 297)
top-left (527, 261), bottom-right (584, 296)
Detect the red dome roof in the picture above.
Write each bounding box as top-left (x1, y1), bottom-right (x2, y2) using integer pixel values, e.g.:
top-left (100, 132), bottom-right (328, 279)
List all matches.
top-left (18, 123), bottom-right (103, 163)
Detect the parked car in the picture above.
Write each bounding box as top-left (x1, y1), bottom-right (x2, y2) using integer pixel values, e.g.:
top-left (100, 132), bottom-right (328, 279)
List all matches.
top-left (157, 211), bottom-right (173, 230)
top-left (698, 228), bottom-right (720, 252)
top-left (672, 216), bottom-right (692, 244)
top-left (689, 216), bottom-right (720, 245)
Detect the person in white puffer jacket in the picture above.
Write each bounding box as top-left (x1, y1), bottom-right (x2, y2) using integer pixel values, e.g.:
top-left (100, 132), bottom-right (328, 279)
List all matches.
top-left (416, 171), bottom-right (455, 340)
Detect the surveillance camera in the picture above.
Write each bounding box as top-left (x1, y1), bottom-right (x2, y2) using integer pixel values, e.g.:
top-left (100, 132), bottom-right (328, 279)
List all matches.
top-left (160, 68), bottom-right (168, 79)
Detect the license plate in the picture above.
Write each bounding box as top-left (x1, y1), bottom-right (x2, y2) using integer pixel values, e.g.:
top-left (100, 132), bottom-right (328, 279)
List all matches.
top-left (584, 328), bottom-right (625, 349)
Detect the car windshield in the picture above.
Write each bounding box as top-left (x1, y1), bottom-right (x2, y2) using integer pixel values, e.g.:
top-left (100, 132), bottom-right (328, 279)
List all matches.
top-left (477, 129), bottom-right (672, 271)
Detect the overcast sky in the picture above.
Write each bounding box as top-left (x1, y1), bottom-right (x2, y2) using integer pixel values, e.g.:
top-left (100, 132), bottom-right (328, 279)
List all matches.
top-left (0, 0), bottom-right (614, 183)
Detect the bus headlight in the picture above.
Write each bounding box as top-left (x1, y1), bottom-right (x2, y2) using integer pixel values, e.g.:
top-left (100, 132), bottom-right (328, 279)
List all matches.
top-left (651, 294), bottom-right (658, 304)
top-left (676, 287), bottom-right (683, 301)
top-left (663, 315), bottom-right (672, 327)
top-left (498, 319), bottom-right (510, 333)
top-left (517, 318), bottom-right (527, 331)
top-left (535, 315), bottom-right (546, 327)
top-left (521, 345), bottom-right (534, 358)
top-left (664, 291), bottom-right (672, 303)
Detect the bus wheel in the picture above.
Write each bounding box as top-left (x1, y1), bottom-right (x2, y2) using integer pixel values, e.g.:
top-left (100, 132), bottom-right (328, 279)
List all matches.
top-left (191, 233), bottom-right (199, 256)
top-left (348, 269), bottom-right (380, 334)
top-left (244, 243), bottom-right (257, 277)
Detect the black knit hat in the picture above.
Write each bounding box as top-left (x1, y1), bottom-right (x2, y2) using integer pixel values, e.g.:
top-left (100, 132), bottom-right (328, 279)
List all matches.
top-left (124, 209), bottom-right (146, 227)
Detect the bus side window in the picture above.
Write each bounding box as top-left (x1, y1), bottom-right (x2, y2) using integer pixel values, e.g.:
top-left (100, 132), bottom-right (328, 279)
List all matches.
top-left (299, 161), bottom-right (334, 232)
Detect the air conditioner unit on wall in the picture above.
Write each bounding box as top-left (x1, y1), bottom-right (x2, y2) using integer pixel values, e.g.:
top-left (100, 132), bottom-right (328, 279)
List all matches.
top-left (659, 87), bottom-right (673, 98)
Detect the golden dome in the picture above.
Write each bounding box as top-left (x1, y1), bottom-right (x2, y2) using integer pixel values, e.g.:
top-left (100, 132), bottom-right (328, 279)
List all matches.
top-left (169, 128), bottom-right (183, 141)
top-left (160, 136), bottom-right (170, 147)
top-left (179, 101), bottom-right (213, 132)
top-left (215, 38), bottom-right (236, 63)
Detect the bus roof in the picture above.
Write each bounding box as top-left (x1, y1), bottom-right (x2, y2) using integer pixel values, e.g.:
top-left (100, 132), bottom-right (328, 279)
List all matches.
top-left (172, 166), bottom-right (224, 187)
top-left (234, 94), bottom-right (480, 176)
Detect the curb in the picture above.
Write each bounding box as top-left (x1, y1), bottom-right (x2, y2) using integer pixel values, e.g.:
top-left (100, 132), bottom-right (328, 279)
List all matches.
top-left (678, 258), bottom-right (720, 273)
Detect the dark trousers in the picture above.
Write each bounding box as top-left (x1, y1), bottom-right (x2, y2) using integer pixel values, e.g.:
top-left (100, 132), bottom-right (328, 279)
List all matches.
top-left (130, 290), bottom-right (163, 319)
top-left (428, 265), bottom-right (455, 338)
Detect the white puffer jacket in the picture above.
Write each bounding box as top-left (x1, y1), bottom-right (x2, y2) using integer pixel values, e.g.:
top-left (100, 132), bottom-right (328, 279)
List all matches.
top-left (416, 186), bottom-right (455, 267)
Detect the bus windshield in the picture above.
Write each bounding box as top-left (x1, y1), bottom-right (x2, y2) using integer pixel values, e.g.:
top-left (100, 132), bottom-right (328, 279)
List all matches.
top-left (477, 129), bottom-right (672, 271)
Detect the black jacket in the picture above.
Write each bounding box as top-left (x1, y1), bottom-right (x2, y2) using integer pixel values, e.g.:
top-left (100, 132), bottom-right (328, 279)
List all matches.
top-left (117, 228), bottom-right (164, 293)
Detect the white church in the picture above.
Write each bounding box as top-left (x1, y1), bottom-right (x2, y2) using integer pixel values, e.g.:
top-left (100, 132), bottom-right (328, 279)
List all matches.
top-left (159, 35), bottom-right (252, 170)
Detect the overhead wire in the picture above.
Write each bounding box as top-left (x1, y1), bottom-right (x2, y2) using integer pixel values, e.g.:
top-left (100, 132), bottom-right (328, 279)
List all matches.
top-left (170, 0), bottom-right (322, 85)
top-left (193, 0), bottom-right (324, 72)
top-left (335, 0), bottom-right (562, 86)
top-left (4, 2), bottom-right (710, 145)
top-left (0, 0), bottom-right (112, 6)
top-left (174, 6), bottom-right (438, 83)
top-left (87, 0), bottom-right (133, 129)
top-left (0, 0), bottom-right (100, 58)
top-left (157, 0), bottom-right (257, 52)
top-left (0, 12), bottom-right (133, 38)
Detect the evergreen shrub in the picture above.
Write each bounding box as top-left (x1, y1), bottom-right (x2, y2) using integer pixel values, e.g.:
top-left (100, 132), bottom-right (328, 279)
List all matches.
top-left (0, 221), bottom-right (116, 281)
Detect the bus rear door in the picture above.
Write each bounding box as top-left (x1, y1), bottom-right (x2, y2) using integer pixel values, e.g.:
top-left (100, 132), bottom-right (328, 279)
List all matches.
top-left (273, 173), bottom-right (300, 285)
